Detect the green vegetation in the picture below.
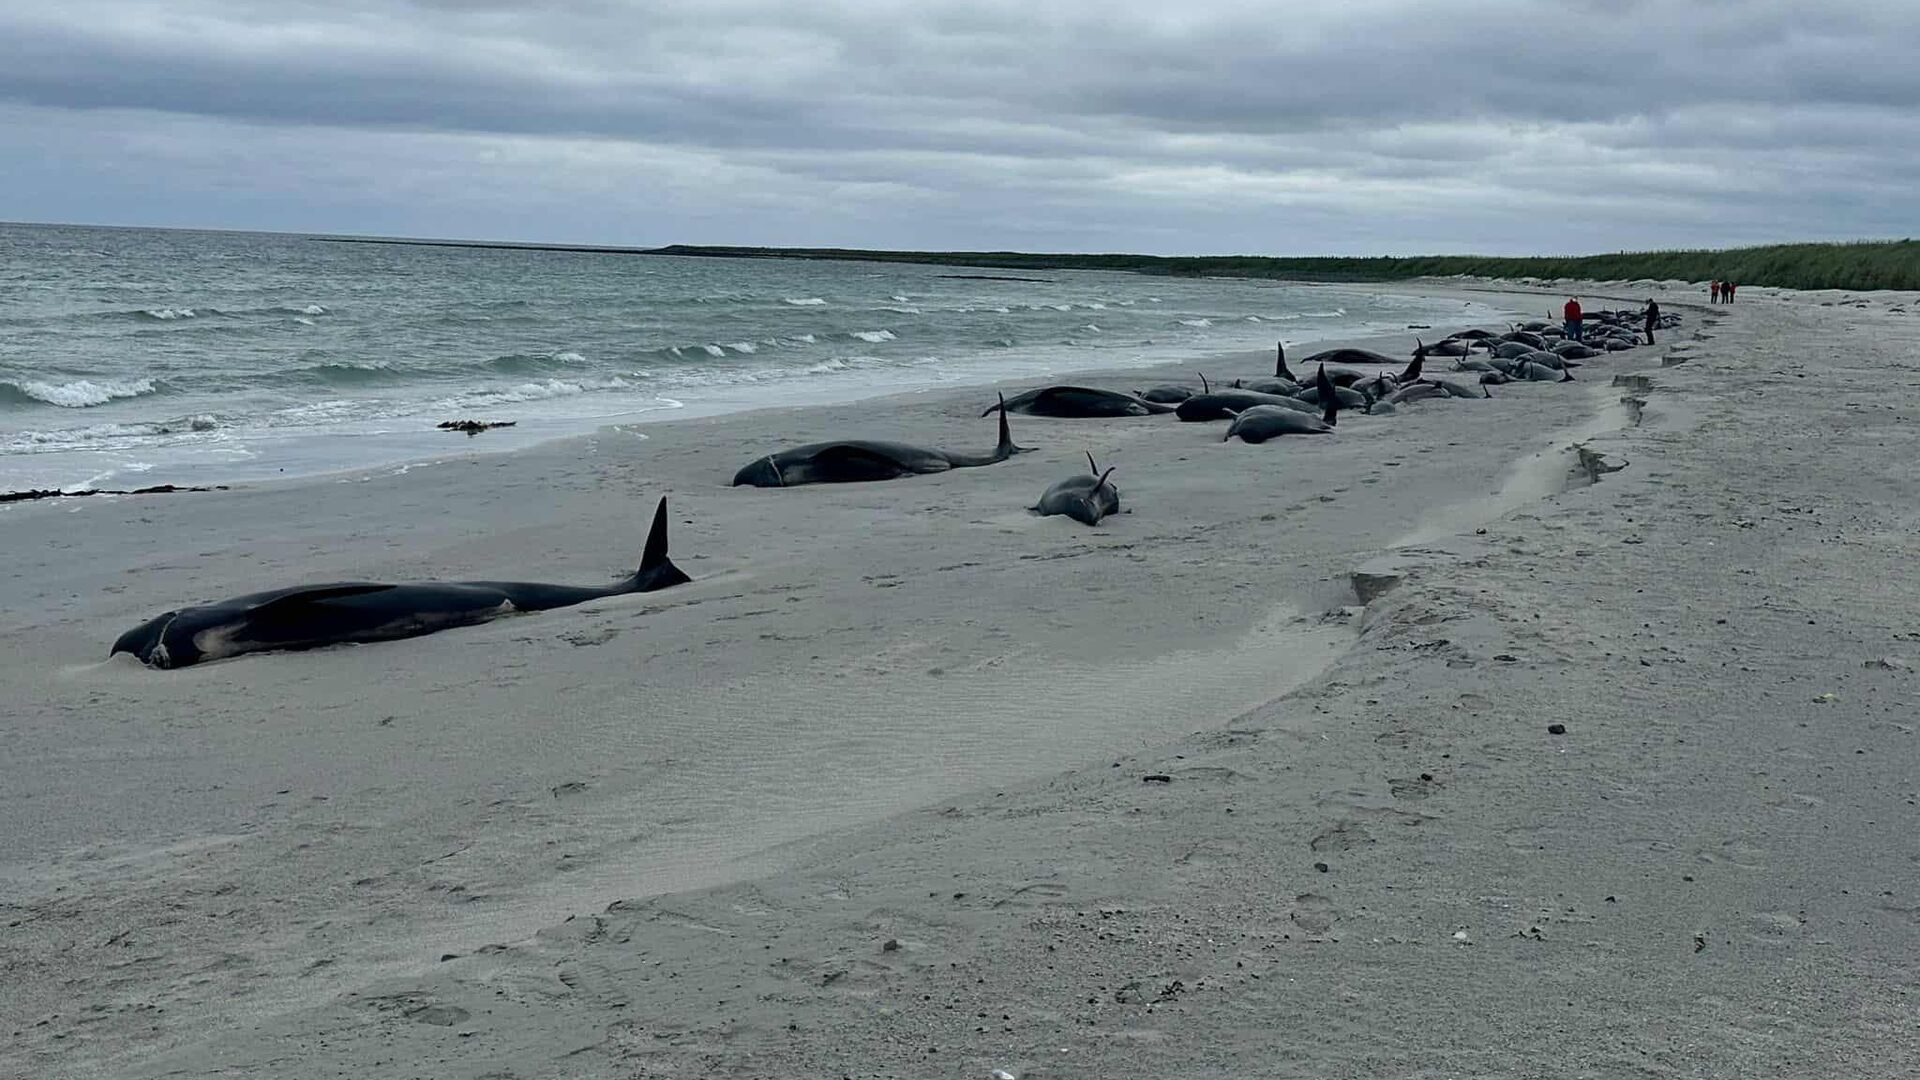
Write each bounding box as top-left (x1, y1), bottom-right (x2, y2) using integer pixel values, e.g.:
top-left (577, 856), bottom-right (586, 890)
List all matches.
top-left (651, 240), bottom-right (1920, 292)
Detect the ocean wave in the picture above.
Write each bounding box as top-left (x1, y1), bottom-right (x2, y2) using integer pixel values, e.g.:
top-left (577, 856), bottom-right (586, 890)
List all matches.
top-left (889, 294), bottom-right (911, 303)
top-left (1082, 324), bottom-right (1102, 332)
top-left (1178, 318), bottom-right (1213, 328)
top-left (784, 297), bottom-right (827, 306)
top-left (486, 350), bottom-right (589, 374)
top-left (850, 329), bottom-right (896, 343)
top-left (287, 361), bottom-right (403, 386)
top-left (140, 307), bottom-right (198, 320)
top-left (803, 355), bottom-right (890, 375)
top-left (2, 414), bottom-right (221, 454)
top-left (881, 306), bottom-right (921, 315)
top-left (723, 341), bottom-right (758, 354)
top-left (459, 377), bottom-right (632, 406)
top-left (701, 344), bottom-right (726, 357)
top-left (0, 377), bottom-right (159, 408)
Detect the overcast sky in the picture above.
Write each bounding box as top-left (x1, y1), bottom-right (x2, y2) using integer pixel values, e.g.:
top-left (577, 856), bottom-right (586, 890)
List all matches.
top-left (3, 1), bottom-right (1915, 254)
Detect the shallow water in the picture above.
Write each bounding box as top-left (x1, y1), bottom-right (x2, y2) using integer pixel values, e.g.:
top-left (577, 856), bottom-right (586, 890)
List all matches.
top-left (0, 223), bottom-right (1508, 489)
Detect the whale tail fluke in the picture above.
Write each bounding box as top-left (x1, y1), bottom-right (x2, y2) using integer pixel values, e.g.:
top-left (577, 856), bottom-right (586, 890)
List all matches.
top-left (1086, 450), bottom-right (1099, 476)
top-left (635, 496), bottom-right (692, 592)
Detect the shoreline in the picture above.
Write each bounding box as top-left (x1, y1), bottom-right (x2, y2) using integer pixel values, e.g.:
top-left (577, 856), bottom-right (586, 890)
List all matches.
top-left (19, 279), bottom-right (1910, 1077)
top-left (3, 284), bottom-right (1523, 498)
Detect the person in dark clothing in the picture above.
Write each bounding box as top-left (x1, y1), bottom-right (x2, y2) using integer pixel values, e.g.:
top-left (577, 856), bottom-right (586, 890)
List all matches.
top-left (1725, 281), bottom-right (1736, 303)
top-left (1643, 299), bottom-right (1661, 344)
top-left (1563, 296), bottom-right (1584, 342)
top-left (1710, 280), bottom-right (1721, 303)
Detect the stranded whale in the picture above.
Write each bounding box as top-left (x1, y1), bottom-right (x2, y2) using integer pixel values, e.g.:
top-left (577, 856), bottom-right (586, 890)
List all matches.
top-left (733, 395), bottom-right (1030, 486)
top-left (112, 497), bottom-right (691, 669)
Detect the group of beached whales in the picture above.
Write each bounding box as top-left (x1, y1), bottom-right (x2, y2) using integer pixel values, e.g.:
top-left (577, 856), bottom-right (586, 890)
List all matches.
top-left (728, 307), bottom-right (1672, 525)
top-left (113, 312), bottom-right (1670, 668)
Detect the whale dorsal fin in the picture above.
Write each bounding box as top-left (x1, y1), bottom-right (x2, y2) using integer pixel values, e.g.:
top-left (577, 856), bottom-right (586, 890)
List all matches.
top-left (988, 394), bottom-right (1031, 459)
top-left (636, 495), bottom-right (692, 591)
top-left (1093, 466), bottom-right (1115, 493)
top-left (1199, 373), bottom-right (1210, 394)
top-left (1315, 363), bottom-right (1341, 427)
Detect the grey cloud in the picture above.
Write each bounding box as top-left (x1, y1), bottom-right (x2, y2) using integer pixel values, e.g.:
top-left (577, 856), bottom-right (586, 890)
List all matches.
top-left (1, 1), bottom-right (1916, 252)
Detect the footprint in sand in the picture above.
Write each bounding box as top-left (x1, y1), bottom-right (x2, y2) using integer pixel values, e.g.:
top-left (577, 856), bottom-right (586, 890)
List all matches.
top-left (1309, 821), bottom-right (1373, 853)
top-left (1290, 892), bottom-right (1338, 935)
top-left (1745, 910), bottom-right (1805, 944)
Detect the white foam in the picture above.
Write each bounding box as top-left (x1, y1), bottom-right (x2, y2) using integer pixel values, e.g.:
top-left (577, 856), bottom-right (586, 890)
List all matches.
top-left (702, 344), bottom-right (726, 357)
top-left (882, 306), bottom-right (921, 314)
top-left (784, 297), bottom-right (827, 306)
top-left (1082, 324), bottom-right (1102, 332)
top-left (553, 351), bottom-right (587, 364)
top-left (724, 342), bottom-right (758, 354)
top-left (793, 333), bottom-right (817, 344)
top-left (463, 377), bottom-right (631, 406)
top-left (1179, 318), bottom-right (1213, 328)
top-left (293, 317), bottom-right (316, 326)
top-left (142, 307), bottom-right (196, 320)
top-left (1050, 304), bottom-right (1072, 311)
top-left (302, 304), bottom-right (327, 315)
top-left (850, 329), bottom-right (896, 343)
top-left (15, 378), bottom-right (158, 408)
top-left (889, 294), bottom-right (911, 303)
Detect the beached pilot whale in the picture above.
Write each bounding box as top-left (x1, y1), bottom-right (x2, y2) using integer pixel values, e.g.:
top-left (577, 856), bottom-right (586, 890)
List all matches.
top-left (112, 497), bottom-right (692, 669)
top-left (733, 394), bottom-right (1030, 486)
top-left (1033, 452), bottom-right (1120, 525)
top-left (985, 386), bottom-right (1173, 418)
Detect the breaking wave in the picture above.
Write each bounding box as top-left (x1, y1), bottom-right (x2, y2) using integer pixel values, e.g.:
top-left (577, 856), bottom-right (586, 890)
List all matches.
top-left (0, 377), bottom-right (160, 408)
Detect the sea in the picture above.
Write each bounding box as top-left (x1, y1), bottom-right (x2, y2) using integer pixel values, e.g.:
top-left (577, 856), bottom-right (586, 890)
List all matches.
top-left (0, 223), bottom-right (1516, 491)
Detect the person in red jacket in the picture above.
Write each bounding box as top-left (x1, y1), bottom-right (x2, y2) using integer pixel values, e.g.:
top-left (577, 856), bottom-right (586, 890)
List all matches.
top-left (1710, 280), bottom-right (1721, 303)
top-left (1562, 296), bottom-right (1584, 342)
top-left (1725, 281), bottom-right (1736, 303)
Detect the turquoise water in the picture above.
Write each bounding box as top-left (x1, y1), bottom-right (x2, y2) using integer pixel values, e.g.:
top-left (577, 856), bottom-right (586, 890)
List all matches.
top-left (0, 224), bottom-right (1506, 489)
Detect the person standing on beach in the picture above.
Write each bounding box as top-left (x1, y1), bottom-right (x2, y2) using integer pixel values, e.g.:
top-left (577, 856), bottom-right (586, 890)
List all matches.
top-left (1563, 296), bottom-right (1584, 342)
top-left (1725, 281), bottom-right (1736, 303)
top-left (1644, 299), bottom-right (1661, 344)
top-left (1710, 280), bottom-right (1721, 303)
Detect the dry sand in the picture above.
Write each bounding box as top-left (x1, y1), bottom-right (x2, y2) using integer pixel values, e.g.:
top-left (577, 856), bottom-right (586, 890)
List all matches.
top-left (5, 281), bottom-right (1918, 1077)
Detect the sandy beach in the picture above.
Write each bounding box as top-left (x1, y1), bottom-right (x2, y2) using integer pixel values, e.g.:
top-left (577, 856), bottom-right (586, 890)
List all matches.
top-left (6, 279), bottom-right (1919, 1077)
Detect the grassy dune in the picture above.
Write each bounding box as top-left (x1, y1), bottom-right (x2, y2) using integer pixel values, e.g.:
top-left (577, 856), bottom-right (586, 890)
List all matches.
top-left (652, 240), bottom-right (1920, 291)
